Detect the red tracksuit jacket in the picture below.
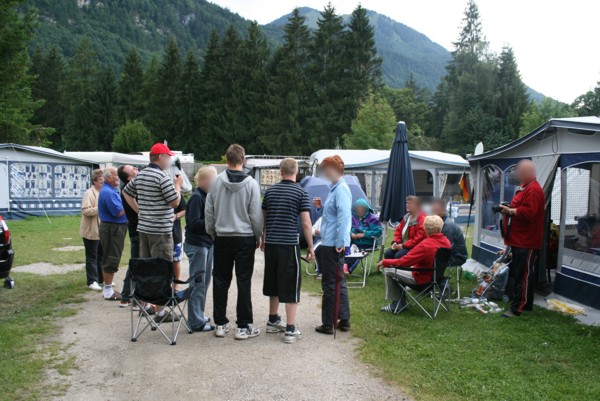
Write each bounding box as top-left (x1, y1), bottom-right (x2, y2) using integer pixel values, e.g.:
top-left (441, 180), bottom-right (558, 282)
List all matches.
top-left (392, 212), bottom-right (426, 249)
top-left (503, 179), bottom-right (545, 250)
top-left (383, 233), bottom-right (451, 284)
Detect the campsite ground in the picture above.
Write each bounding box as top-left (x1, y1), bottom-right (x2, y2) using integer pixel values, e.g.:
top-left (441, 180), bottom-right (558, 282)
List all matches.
top-left (1, 216), bottom-right (600, 401)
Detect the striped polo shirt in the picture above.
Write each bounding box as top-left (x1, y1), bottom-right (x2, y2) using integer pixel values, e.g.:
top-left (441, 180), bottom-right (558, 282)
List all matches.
top-left (262, 180), bottom-right (310, 245)
top-left (123, 163), bottom-right (179, 235)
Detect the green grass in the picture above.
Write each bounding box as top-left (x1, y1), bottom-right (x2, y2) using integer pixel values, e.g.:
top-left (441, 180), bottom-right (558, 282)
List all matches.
top-left (9, 216), bottom-right (130, 267)
top-left (301, 228), bottom-right (600, 401)
top-left (0, 271), bottom-right (87, 401)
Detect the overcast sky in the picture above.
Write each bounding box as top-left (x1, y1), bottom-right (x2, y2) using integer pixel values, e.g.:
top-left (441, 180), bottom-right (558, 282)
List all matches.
top-left (209, 0), bottom-right (599, 103)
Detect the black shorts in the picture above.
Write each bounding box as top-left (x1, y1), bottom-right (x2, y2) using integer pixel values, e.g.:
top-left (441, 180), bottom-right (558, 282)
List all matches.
top-left (263, 244), bottom-right (302, 303)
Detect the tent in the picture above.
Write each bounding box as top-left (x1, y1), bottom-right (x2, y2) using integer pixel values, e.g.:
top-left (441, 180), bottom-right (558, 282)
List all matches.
top-left (0, 144), bottom-right (98, 219)
top-left (309, 149), bottom-right (470, 211)
top-left (300, 176), bottom-right (368, 224)
top-left (467, 116), bottom-right (600, 309)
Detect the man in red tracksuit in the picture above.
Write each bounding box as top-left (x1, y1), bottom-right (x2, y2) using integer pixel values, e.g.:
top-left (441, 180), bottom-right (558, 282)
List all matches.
top-left (500, 159), bottom-right (545, 318)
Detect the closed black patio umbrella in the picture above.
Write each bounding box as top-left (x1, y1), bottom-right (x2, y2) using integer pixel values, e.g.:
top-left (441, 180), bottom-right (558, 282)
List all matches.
top-left (380, 121), bottom-right (416, 224)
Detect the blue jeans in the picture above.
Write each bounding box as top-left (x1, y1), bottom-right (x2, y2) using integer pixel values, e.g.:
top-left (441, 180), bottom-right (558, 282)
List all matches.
top-left (185, 243), bottom-right (213, 329)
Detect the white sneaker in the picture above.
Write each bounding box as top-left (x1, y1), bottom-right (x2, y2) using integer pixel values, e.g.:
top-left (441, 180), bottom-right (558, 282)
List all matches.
top-left (215, 324), bottom-right (230, 338)
top-left (88, 282), bottom-right (102, 291)
top-left (266, 319), bottom-right (285, 333)
top-left (234, 325), bottom-right (260, 340)
top-left (284, 328), bottom-right (302, 344)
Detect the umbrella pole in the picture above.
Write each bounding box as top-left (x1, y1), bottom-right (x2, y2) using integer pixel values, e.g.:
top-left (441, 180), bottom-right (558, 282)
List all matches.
top-left (380, 222), bottom-right (387, 262)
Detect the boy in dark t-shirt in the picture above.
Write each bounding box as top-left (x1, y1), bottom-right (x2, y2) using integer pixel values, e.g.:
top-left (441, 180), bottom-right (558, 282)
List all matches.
top-left (261, 158), bottom-right (314, 344)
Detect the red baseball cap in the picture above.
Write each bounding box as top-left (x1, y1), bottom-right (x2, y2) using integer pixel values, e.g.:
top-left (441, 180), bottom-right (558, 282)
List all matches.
top-left (150, 143), bottom-right (175, 156)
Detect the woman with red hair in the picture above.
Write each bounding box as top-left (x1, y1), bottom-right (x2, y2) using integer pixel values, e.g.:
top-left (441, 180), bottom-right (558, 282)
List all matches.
top-left (313, 155), bottom-right (353, 335)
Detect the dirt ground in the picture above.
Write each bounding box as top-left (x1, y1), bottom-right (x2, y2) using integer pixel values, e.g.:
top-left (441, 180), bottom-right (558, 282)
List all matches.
top-left (49, 251), bottom-right (409, 401)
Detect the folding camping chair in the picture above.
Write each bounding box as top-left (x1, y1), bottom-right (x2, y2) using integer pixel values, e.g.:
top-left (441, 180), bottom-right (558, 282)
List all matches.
top-left (346, 236), bottom-right (382, 288)
top-left (129, 258), bottom-right (201, 345)
top-left (388, 248), bottom-right (452, 319)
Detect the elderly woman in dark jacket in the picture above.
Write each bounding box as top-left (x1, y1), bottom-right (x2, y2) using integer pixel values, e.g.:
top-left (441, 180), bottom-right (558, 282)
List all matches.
top-left (431, 199), bottom-right (468, 266)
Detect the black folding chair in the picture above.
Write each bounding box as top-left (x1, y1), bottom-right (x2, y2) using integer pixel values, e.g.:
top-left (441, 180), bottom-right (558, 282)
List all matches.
top-left (388, 248), bottom-right (452, 319)
top-left (129, 258), bottom-right (201, 345)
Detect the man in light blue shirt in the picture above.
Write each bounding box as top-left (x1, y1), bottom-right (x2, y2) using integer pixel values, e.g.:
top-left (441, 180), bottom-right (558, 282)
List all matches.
top-left (313, 156), bottom-right (353, 335)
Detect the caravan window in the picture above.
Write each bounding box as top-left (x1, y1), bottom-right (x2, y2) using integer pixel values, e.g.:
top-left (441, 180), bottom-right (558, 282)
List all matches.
top-left (480, 165), bottom-right (503, 231)
top-left (564, 163), bottom-right (600, 256)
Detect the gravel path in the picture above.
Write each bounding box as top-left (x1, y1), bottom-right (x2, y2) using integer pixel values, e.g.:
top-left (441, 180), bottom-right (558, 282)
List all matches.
top-left (51, 251), bottom-right (408, 401)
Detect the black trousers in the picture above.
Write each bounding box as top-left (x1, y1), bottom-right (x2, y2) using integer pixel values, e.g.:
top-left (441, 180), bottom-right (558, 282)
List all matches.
top-left (213, 236), bottom-right (256, 327)
top-left (509, 247), bottom-right (538, 315)
top-left (121, 233), bottom-right (139, 302)
top-left (384, 247), bottom-right (409, 260)
top-left (83, 238), bottom-right (103, 285)
top-left (317, 246), bottom-right (350, 325)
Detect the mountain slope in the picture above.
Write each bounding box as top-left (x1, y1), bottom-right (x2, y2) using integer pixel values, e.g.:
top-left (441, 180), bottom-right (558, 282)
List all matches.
top-left (266, 7), bottom-right (452, 91)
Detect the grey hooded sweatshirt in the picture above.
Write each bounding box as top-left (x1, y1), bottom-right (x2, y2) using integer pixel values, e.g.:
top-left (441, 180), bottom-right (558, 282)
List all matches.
top-left (205, 170), bottom-right (263, 241)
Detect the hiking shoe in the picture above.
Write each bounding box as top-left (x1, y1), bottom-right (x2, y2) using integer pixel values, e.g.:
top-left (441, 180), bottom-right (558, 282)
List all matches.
top-left (284, 328), bottom-right (302, 344)
top-left (192, 323), bottom-right (215, 332)
top-left (315, 324), bottom-right (334, 335)
top-left (215, 324), bottom-right (230, 338)
top-left (338, 320), bottom-right (351, 332)
top-left (266, 318), bottom-right (285, 333)
top-left (502, 310), bottom-right (517, 318)
top-left (118, 300), bottom-right (131, 308)
top-left (88, 282), bottom-right (102, 291)
top-left (234, 325), bottom-right (260, 340)
top-left (381, 303), bottom-right (403, 314)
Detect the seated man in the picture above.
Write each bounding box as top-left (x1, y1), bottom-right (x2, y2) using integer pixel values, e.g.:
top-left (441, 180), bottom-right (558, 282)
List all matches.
top-left (431, 198), bottom-right (467, 267)
top-left (350, 198), bottom-right (382, 249)
top-left (384, 195), bottom-right (426, 259)
top-left (377, 215), bottom-right (450, 313)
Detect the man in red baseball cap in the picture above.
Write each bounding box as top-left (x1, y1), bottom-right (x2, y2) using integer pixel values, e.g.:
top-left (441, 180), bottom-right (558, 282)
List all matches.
top-left (150, 143), bottom-right (175, 158)
top-left (123, 142), bottom-right (183, 263)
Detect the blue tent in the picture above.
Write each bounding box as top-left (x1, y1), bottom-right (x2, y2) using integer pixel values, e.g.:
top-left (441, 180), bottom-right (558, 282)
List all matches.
top-left (300, 175), bottom-right (368, 224)
top-left (379, 122), bottom-right (416, 223)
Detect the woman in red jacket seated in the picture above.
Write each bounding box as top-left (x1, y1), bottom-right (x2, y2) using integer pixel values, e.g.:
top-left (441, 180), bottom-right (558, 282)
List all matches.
top-left (384, 195), bottom-right (426, 260)
top-left (377, 215), bottom-right (450, 313)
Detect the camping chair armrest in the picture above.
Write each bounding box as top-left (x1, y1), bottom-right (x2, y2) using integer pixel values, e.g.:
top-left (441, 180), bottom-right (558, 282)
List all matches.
top-left (174, 272), bottom-right (202, 285)
top-left (390, 266), bottom-right (435, 272)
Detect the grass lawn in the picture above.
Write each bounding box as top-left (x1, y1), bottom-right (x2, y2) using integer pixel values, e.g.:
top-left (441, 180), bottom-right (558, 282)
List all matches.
top-left (0, 216), bottom-right (119, 401)
top-left (301, 228), bottom-right (600, 401)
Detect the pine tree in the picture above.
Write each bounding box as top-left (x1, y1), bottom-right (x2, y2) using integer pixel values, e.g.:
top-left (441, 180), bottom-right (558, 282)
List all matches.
top-left (345, 5), bottom-right (382, 104)
top-left (573, 81), bottom-right (600, 117)
top-left (198, 30), bottom-right (225, 159)
top-left (145, 37), bottom-right (182, 145)
top-left (118, 48), bottom-right (145, 123)
top-left (494, 46), bottom-right (529, 140)
top-left (0, 1), bottom-right (47, 145)
top-left (432, 0), bottom-right (501, 155)
top-left (306, 3), bottom-right (348, 149)
top-left (176, 51), bottom-right (203, 153)
top-left (31, 47), bottom-right (66, 148)
top-left (63, 37), bottom-right (99, 150)
top-left (235, 22), bottom-right (270, 154)
top-left (218, 25), bottom-right (244, 145)
top-left (90, 67), bottom-right (119, 150)
top-left (262, 8), bottom-right (311, 154)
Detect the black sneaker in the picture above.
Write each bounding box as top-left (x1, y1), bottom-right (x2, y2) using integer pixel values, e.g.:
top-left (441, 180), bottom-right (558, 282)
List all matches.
top-left (315, 324), bottom-right (334, 335)
top-left (338, 320), bottom-right (351, 332)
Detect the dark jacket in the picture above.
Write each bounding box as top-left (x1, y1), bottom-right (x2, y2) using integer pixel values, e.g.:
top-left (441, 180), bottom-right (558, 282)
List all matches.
top-left (185, 188), bottom-right (213, 248)
top-left (120, 182), bottom-right (138, 237)
top-left (441, 215), bottom-right (468, 266)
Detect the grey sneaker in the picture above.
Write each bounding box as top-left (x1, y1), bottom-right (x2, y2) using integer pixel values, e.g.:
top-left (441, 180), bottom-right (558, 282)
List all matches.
top-left (284, 328), bottom-right (302, 344)
top-left (215, 324), bottom-right (230, 338)
top-left (266, 319), bottom-right (285, 333)
top-left (234, 325), bottom-right (260, 340)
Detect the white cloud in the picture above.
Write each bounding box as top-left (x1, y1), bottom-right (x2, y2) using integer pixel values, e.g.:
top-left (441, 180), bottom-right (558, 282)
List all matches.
top-left (210, 0), bottom-right (600, 103)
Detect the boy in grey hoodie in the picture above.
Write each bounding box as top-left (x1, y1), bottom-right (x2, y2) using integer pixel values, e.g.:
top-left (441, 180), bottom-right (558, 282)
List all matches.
top-left (205, 144), bottom-right (263, 340)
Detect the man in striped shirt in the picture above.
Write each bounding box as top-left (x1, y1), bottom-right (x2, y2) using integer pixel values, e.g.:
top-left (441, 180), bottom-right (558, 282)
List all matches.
top-left (123, 143), bottom-right (182, 261)
top-left (260, 158), bottom-right (314, 344)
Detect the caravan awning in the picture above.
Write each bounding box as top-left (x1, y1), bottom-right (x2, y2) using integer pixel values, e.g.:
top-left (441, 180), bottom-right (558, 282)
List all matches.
top-left (309, 149), bottom-right (469, 169)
